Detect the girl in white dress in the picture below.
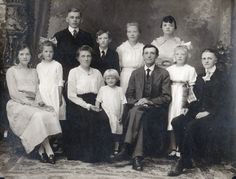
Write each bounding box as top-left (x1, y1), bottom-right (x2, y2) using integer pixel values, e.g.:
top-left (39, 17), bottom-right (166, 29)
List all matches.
top-left (166, 45), bottom-right (197, 157)
top-left (116, 22), bottom-right (144, 93)
top-left (36, 40), bottom-right (66, 121)
top-left (96, 69), bottom-right (127, 155)
top-left (151, 15), bottom-right (191, 68)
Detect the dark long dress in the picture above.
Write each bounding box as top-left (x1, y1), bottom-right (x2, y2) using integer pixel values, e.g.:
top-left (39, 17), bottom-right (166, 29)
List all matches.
top-left (65, 93), bottom-right (112, 162)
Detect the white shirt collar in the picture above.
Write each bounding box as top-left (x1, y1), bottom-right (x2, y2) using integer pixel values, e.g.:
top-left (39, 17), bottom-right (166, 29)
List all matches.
top-left (99, 47), bottom-right (108, 56)
top-left (68, 26), bottom-right (79, 35)
top-left (144, 64), bottom-right (155, 75)
top-left (205, 65), bottom-right (216, 74)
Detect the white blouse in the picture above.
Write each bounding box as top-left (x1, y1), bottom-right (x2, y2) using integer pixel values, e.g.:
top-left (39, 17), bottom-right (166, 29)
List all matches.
top-left (116, 40), bottom-right (144, 68)
top-left (67, 66), bottom-right (104, 110)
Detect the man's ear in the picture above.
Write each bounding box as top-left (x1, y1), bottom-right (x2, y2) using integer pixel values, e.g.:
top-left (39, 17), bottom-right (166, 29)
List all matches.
top-left (108, 39), bottom-right (112, 43)
top-left (66, 16), bottom-right (69, 23)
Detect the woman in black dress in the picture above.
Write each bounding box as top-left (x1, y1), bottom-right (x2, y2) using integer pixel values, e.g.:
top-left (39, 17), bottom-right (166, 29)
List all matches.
top-left (65, 45), bottom-right (112, 162)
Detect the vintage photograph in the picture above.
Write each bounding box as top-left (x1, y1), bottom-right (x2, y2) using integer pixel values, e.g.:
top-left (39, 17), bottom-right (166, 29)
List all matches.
top-left (0, 0), bottom-right (236, 178)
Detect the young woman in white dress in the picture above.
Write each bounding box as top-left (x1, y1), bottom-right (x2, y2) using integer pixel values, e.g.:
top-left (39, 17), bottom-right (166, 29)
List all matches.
top-left (6, 44), bottom-right (61, 164)
top-left (166, 45), bottom-right (197, 158)
top-left (116, 22), bottom-right (144, 93)
top-left (96, 69), bottom-right (127, 156)
top-left (151, 15), bottom-right (191, 68)
top-left (36, 40), bottom-right (66, 121)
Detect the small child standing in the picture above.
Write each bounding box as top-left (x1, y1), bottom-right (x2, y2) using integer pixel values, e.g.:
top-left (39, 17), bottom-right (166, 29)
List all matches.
top-left (36, 40), bottom-right (66, 121)
top-left (96, 69), bottom-right (127, 155)
top-left (166, 45), bottom-right (197, 158)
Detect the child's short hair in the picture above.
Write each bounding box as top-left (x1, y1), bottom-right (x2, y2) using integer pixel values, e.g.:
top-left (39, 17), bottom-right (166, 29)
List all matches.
top-left (126, 22), bottom-right (141, 33)
top-left (174, 45), bottom-right (190, 62)
top-left (39, 40), bottom-right (55, 53)
top-left (103, 69), bottom-right (120, 81)
top-left (96, 30), bottom-right (111, 39)
top-left (160, 15), bottom-right (177, 29)
top-left (67, 8), bottom-right (82, 17)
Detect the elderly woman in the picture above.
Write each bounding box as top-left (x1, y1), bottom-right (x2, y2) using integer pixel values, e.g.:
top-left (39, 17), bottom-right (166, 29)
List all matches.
top-left (168, 49), bottom-right (226, 176)
top-left (6, 44), bottom-right (62, 164)
top-left (65, 45), bottom-right (112, 162)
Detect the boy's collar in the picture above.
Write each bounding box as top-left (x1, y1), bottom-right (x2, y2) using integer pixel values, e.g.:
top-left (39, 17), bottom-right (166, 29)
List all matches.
top-left (68, 26), bottom-right (79, 34)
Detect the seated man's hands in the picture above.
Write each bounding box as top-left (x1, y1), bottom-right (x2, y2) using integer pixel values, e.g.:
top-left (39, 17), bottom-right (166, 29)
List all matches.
top-left (135, 98), bottom-right (153, 107)
top-left (195, 111), bottom-right (210, 119)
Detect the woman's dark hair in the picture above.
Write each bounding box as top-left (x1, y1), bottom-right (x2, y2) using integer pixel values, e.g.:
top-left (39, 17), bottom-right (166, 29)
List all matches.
top-left (201, 48), bottom-right (218, 59)
top-left (76, 45), bottom-right (93, 58)
top-left (15, 43), bottom-right (32, 66)
top-left (143, 44), bottom-right (159, 56)
top-left (160, 15), bottom-right (177, 29)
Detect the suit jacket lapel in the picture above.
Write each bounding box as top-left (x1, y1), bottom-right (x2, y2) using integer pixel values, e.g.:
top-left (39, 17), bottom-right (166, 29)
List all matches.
top-left (138, 67), bottom-right (145, 97)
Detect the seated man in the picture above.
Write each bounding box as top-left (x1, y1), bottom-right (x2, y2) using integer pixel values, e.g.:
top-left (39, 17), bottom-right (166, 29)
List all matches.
top-left (168, 49), bottom-right (226, 176)
top-left (114, 44), bottom-right (171, 171)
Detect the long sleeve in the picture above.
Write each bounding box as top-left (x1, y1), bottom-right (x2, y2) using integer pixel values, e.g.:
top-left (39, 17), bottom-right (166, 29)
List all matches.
top-left (150, 72), bottom-right (172, 107)
top-left (56, 63), bottom-right (64, 87)
top-left (126, 72), bottom-right (138, 105)
top-left (67, 69), bottom-right (91, 110)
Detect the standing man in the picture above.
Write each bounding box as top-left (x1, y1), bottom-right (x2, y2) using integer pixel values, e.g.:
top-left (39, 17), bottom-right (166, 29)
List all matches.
top-left (114, 44), bottom-right (171, 171)
top-left (53, 8), bottom-right (93, 81)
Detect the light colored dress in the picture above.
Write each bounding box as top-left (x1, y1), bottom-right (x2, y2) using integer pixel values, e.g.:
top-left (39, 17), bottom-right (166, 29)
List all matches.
top-left (166, 64), bottom-right (197, 130)
top-left (6, 66), bottom-right (61, 153)
top-left (96, 86), bottom-right (127, 134)
top-left (36, 60), bottom-right (66, 120)
top-left (116, 41), bottom-right (144, 93)
top-left (151, 37), bottom-right (185, 68)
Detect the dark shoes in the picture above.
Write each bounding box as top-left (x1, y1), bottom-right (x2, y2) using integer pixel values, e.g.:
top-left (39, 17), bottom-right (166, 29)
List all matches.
top-left (132, 156), bottom-right (143, 171)
top-left (168, 158), bottom-right (193, 176)
top-left (112, 147), bottom-right (128, 161)
top-left (48, 155), bottom-right (56, 164)
top-left (39, 153), bottom-right (56, 164)
top-left (39, 153), bottom-right (48, 163)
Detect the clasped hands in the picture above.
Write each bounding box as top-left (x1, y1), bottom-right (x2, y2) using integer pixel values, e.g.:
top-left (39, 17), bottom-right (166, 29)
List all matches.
top-left (181, 108), bottom-right (210, 119)
top-left (134, 98), bottom-right (153, 107)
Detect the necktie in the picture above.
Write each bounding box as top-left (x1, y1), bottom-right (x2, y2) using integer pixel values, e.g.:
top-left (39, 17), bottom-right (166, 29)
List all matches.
top-left (73, 30), bottom-right (77, 37)
top-left (146, 68), bottom-right (151, 78)
top-left (203, 71), bottom-right (211, 81)
top-left (101, 51), bottom-right (105, 59)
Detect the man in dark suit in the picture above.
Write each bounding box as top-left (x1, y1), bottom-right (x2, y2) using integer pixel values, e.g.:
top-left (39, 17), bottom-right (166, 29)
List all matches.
top-left (91, 30), bottom-right (120, 75)
top-left (53, 8), bottom-right (93, 81)
top-left (168, 49), bottom-right (226, 176)
top-left (114, 44), bottom-right (171, 171)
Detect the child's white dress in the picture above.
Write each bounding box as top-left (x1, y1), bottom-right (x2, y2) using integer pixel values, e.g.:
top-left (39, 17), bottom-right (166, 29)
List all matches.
top-left (116, 41), bottom-right (144, 93)
top-left (166, 64), bottom-right (197, 130)
top-left (96, 86), bottom-right (127, 134)
top-left (36, 60), bottom-right (66, 121)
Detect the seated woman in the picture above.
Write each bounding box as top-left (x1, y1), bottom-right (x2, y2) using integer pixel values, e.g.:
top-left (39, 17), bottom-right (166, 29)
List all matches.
top-left (168, 49), bottom-right (226, 176)
top-left (6, 44), bottom-right (62, 164)
top-left (66, 45), bottom-right (112, 162)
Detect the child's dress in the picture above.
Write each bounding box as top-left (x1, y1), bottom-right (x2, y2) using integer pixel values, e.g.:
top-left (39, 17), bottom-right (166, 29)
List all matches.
top-left (116, 41), bottom-right (144, 93)
top-left (96, 86), bottom-right (127, 134)
top-left (36, 60), bottom-right (66, 121)
top-left (152, 37), bottom-right (190, 68)
top-left (166, 64), bottom-right (197, 130)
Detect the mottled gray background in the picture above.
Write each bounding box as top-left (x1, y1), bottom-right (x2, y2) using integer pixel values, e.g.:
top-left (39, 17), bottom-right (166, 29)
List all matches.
top-left (47, 0), bottom-right (232, 72)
